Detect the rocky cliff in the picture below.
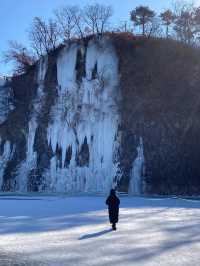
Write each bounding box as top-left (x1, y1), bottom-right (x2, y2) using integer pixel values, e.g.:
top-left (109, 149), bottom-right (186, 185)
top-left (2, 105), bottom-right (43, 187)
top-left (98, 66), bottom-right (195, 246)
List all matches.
top-left (1, 34), bottom-right (200, 195)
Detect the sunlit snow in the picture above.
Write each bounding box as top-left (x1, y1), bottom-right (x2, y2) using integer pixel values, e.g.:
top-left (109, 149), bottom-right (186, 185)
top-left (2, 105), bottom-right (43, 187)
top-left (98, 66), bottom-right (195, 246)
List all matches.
top-left (0, 195), bottom-right (199, 266)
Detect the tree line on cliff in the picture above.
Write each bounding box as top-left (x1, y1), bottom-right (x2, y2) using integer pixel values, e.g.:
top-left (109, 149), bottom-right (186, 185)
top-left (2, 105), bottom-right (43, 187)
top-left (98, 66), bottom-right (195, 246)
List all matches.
top-left (2, 0), bottom-right (200, 74)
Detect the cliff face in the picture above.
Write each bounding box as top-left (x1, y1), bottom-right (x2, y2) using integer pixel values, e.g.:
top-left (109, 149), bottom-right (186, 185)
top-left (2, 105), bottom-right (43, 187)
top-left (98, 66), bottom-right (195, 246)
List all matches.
top-left (0, 37), bottom-right (123, 193)
top-left (113, 35), bottom-right (200, 195)
top-left (1, 34), bottom-right (200, 195)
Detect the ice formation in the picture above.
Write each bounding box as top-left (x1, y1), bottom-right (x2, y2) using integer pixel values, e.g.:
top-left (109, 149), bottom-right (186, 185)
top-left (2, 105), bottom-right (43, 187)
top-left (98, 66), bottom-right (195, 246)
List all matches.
top-left (46, 38), bottom-right (120, 192)
top-left (0, 139), bottom-right (15, 188)
top-left (0, 38), bottom-right (144, 194)
top-left (129, 137), bottom-right (145, 195)
top-left (0, 77), bottom-right (14, 124)
top-left (16, 57), bottom-right (48, 191)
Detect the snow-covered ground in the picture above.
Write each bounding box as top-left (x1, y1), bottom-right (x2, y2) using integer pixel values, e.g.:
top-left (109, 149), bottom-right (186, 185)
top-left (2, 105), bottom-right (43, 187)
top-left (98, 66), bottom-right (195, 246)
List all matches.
top-left (0, 195), bottom-right (200, 266)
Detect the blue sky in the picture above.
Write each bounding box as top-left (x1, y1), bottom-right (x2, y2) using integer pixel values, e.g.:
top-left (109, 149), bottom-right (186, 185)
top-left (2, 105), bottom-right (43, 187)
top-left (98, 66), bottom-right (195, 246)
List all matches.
top-left (0, 0), bottom-right (195, 75)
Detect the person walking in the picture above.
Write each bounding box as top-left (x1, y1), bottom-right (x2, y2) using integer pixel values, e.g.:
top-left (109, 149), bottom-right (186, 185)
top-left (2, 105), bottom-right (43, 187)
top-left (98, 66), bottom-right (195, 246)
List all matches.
top-left (106, 189), bottom-right (120, 230)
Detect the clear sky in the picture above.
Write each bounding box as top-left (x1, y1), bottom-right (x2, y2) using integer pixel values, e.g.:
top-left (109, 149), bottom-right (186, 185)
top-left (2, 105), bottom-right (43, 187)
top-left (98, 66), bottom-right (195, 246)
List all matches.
top-left (0, 0), bottom-right (197, 75)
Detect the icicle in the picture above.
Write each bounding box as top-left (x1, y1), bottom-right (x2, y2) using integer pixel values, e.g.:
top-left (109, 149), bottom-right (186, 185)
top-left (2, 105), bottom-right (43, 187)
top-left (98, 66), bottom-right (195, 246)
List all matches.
top-left (44, 38), bottom-right (120, 193)
top-left (0, 141), bottom-right (15, 189)
top-left (16, 57), bottom-right (48, 191)
top-left (129, 137), bottom-right (145, 195)
top-left (0, 83), bottom-right (14, 124)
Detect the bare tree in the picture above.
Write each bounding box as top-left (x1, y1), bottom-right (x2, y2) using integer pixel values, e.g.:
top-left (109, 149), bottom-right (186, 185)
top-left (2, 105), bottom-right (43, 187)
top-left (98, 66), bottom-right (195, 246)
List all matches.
top-left (114, 21), bottom-right (133, 33)
top-left (54, 6), bottom-right (77, 41)
top-left (146, 17), bottom-right (163, 38)
top-left (174, 10), bottom-right (196, 44)
top-left (194, 7), bottom-right (200, 42)
top-left (84, 4), bottom-right (113, 35)
top-left (3, 41), bottom-right (36, 74)
top-left (29, 17), bottom-right (49, 57)
top-left (72, 7), bottom-right (86, 39)
top-left (172, 0), bottom-right (194, 17)
top-left (48, 19), bottom-right (60, 49)
top-left (171, 1), bottom-right (197, 44)
top-left (29, 17), bottom-right (60, 57)
top-left (55, 6), bottom-right (86, 40)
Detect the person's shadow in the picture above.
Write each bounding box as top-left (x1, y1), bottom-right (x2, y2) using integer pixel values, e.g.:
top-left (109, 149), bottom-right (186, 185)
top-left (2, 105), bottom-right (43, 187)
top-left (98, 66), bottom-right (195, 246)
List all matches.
top-left (79, 229), bottom-right (113, 240)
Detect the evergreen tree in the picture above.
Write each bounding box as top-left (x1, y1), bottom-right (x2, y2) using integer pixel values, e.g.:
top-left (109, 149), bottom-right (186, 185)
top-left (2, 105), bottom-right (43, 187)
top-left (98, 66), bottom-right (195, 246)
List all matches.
top-left (130, 6), bottom-right (155, 36)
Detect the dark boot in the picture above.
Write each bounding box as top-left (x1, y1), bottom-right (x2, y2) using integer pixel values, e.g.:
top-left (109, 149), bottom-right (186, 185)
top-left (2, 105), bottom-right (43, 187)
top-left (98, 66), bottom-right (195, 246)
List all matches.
top-left (112, 223), bottom-right (116, 230)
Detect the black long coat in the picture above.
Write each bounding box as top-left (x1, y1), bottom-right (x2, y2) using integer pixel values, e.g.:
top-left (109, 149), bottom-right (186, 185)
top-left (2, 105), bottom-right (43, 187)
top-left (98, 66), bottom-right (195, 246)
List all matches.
top-left (106, 193), bottom-right (120, 224)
